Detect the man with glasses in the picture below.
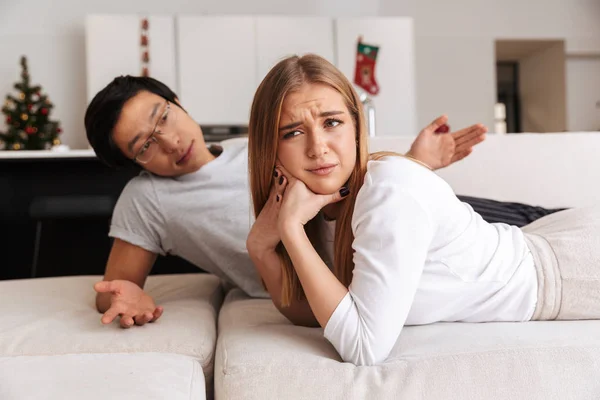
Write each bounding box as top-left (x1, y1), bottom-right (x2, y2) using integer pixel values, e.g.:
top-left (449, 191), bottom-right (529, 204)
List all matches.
top-left (85, 75), bottom-right (488, 328)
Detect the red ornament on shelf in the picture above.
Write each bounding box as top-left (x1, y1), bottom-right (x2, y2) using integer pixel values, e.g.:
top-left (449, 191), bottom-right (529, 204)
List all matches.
top-left (41, 108), bottom-right (48, 115)
top-left (27, 104), bottom-right (33, 111)
top-left (6, 116), bottom-right (11, 124)
top-left (25, 126), bottom-right (35, 135)
top-left (57, 127), bottom-right (62, 133)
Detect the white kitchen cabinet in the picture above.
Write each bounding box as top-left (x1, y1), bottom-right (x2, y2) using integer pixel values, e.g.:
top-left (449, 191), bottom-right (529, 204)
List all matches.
top-left (85, 15), bottom-right (415, 132)
top-left (85, 15), bottom-right (177, 103)
top-left (176, 16), bottom-right (257, 125)
top-left (335, 17), bottom-right (416, 136)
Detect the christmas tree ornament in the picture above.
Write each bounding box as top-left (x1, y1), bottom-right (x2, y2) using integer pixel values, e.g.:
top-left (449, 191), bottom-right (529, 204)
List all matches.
top-left (53, 138), bottom-right (61, 146)
top-left (0, 56), bottom-right (62, 150)
top-left (353, 37), bottom-right (380, 96)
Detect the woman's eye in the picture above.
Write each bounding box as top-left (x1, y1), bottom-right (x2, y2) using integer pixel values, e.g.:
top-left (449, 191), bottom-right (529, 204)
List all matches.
top-left (325, 118), bottom-right (342, 128)
top-left (283, 130), bottom-right (301, 140)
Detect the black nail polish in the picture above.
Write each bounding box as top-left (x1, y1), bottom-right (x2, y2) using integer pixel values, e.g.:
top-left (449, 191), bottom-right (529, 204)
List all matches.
top-left (273, 169), bottom-right (278, 178)
top-left (279, 176), bottom-right (284, 185)
top-left (339, 187), bottom-right (350, 197)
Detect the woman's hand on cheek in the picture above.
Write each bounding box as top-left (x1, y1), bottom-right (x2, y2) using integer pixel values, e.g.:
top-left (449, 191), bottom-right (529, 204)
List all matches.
top-left (276, 164), bottom-right (350, 232)
top-left (246, 168), bottom-right (288, 255)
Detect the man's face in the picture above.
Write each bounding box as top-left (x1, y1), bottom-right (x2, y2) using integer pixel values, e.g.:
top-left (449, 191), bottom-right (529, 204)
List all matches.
top-left (112, 91), bottom-right (207, 177)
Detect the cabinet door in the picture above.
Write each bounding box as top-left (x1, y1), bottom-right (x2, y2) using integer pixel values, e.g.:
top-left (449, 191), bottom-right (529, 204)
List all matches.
top-left (255, 16), bottom-right (335, 84)
top-left (85, 15), bottom-right (177, 103)
top-left (177, 16), bottom-right (257, 125)
top-left (335, 17), bottom-right (416, 136)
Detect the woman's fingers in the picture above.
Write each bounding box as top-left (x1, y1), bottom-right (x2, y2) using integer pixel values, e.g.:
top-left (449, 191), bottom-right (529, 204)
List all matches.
top-left (273, 167), bottom-right (289, 200)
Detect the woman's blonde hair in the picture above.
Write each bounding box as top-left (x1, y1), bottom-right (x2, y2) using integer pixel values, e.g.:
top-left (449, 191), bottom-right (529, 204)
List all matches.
top-left (248, 54), bottom-right (388, 306)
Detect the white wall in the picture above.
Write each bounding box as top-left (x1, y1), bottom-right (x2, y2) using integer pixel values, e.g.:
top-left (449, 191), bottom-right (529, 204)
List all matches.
top-left (400, 0), bottom-right (600, 131)
top-left (519, 43), bottom-right (567, 132)
top-left (566, 56), bottom-right (600, 132)
top-left (1, 0), bottom-right (599, 148)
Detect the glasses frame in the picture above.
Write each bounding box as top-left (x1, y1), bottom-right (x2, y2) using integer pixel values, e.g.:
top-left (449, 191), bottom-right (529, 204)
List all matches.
top-left (133, 100), bottom-right (172, 165)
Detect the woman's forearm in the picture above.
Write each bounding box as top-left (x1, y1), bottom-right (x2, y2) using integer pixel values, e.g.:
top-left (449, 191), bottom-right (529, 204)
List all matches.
top-left (248, 246), bottom-right (319, 327)
top-left (280, 223), bottom-right (348, 328)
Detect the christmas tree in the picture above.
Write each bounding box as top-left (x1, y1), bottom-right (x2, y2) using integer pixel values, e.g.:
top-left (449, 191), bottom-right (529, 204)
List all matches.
top-left (0, 56), bottom-right (62, 150)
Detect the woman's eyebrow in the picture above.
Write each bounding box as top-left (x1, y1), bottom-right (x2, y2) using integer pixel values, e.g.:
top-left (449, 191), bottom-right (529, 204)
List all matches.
top-left (279, 110), bottom-right (344, 131)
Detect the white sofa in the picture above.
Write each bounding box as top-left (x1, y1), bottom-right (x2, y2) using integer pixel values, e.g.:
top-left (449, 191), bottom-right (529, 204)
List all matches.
top-left (0, 274), bottom-right (223, 400)
top-left (216, 289), bottom-right (600, 399)
top-left (2, 133), bottom-right (600, 399)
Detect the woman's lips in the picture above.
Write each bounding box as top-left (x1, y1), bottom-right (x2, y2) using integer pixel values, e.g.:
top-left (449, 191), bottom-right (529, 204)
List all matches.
top-left (308, 164), bottom-right (337, 176)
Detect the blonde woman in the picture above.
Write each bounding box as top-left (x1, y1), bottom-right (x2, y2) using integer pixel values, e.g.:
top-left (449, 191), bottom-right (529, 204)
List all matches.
top-left (246, 54), bottom-right (600, 366)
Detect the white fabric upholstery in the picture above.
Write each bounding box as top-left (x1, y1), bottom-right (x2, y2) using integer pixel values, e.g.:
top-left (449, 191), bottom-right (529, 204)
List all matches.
top-left (0, 274), bottom-right (223, 400)
top-left (215, 289), bottom-right (600, 399)
top-left (370, 132), bottom-right (600, 208)
top-left (1, 353), bottom-right (205, 400)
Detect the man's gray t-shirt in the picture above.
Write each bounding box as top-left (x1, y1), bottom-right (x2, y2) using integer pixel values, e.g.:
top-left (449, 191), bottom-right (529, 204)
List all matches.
top-left (109, 138), bottom-right (268, 298)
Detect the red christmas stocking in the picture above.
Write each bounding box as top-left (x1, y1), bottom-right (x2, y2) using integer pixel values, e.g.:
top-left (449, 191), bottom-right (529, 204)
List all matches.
top-left (353, 39), bottom-right (380, 95)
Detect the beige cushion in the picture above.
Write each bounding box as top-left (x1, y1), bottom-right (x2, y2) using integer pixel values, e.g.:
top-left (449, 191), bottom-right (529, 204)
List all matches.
top-left (215, 289), bottom-right (600, 400)
top-left (0, 274), bottom-right (223, 400)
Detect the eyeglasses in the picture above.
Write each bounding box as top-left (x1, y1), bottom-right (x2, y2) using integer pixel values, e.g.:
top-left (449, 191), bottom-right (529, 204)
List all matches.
top-left (133, 100), bottom-right (178, 164)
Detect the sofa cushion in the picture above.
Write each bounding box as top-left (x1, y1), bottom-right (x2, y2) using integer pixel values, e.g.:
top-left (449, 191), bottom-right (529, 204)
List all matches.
top-left (0, 274), bottom-right (223, 400)
top-left (0, 353), bottom-right (205, 400)
top-left (215, 289), bottom-right (600, 400)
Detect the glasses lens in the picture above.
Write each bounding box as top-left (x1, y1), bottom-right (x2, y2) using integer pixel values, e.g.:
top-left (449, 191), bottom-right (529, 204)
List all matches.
top-left (137, 141), bottom-right (157, 163)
